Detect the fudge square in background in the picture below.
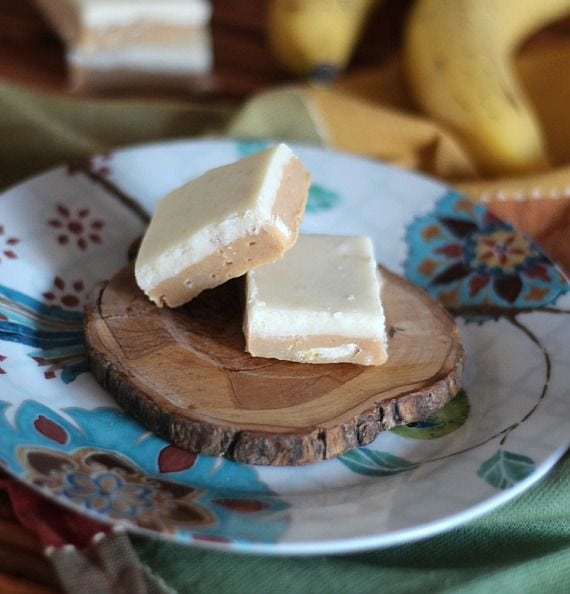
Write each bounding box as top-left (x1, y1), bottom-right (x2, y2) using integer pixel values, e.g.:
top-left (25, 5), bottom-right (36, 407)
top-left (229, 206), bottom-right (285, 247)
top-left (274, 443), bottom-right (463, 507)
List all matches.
top-left (244, 234), bottom-right (388, 366)
top-left (135, 144), bottom-right (310, 307)
top-left (34, 0), bottom-right (213, 91)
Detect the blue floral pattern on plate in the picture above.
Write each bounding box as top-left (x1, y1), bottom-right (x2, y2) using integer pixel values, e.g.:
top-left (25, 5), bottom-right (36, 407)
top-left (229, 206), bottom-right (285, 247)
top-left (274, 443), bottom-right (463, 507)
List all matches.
top-left (0, 401), bottom-right (288, 544)
top-left (0, 284), bottom-right (86, 383)
top-left (405, 191), bottom-right (568, 318)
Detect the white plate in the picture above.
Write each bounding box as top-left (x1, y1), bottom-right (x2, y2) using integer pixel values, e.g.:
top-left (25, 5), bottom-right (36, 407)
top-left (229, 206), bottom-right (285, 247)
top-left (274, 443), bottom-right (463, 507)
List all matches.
top-left (0, 139), bottom-right (568, 555)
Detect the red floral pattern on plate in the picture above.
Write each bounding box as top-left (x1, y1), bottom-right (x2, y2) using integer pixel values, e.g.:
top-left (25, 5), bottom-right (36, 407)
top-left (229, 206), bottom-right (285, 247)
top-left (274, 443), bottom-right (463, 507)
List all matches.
top-left (48, 204), bottom-right (105, 251)
top-left (0, 225), bottom-right (19, 263)
top-left (158, 445), bottom-right (197, 474)
top-left (42, 276), bottom-right (85, 309)
top-left (34, 415), bottom-right (68, 444)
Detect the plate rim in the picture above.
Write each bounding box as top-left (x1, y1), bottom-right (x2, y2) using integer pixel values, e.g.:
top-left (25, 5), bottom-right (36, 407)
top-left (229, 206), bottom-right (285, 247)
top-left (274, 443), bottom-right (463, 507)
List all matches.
top-left (0, 137), bottom-right (568, 555)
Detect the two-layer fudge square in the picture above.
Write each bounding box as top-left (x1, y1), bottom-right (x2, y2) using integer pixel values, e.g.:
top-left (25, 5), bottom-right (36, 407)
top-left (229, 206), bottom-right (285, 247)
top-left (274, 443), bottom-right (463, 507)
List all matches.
top-left (244, 234), bottom-right (388, 366)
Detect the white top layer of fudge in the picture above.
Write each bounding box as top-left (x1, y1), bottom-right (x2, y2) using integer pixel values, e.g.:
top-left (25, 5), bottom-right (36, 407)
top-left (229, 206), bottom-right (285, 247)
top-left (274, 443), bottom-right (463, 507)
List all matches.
top-left (135, 144), bottom-right (310, 308)
top-left (244, 234), bottom-right (388, 366)
top-left (69, 37), bottom-right (212, 73)
top-left (47, 0), bottom-right (211, 35)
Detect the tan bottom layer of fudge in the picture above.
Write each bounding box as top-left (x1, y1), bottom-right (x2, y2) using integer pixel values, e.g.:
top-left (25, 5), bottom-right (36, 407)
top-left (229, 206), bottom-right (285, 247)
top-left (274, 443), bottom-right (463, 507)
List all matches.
top-left (77, 24), bottom-right (207, 50)
top-left (69, 31), bottom-right (212, 92)
top-left (246, 333), bottom-right (387, 366)
top-left (148, 227), bottom-right (286, 307)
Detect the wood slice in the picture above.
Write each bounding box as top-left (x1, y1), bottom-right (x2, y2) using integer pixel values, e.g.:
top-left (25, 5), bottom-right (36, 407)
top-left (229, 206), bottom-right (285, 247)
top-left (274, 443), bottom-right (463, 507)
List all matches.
top-left (84, 264), bottom-right (464, 466)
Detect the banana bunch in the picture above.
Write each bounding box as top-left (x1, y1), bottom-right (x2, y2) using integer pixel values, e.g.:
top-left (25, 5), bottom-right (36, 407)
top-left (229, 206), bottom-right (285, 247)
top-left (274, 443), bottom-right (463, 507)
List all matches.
top-left (267, 0), bottom-right (376, 80)
top-left (404, 0), bottom-right (570, 176)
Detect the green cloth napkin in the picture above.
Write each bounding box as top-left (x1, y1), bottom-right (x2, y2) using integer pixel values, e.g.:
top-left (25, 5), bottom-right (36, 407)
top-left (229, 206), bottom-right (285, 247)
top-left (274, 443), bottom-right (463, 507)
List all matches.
top-left (0, 81), bottom-right (232, 190)
top-left (1, 80), bottom-right (569, 594)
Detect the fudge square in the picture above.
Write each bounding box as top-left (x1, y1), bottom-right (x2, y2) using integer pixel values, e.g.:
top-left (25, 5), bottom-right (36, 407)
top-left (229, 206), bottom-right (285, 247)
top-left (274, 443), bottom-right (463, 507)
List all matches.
top-left (244, 234), bottom-right (388, 366)
top-left (135, 144), bottom-right (310, 307)
top-left (34, 0), bottom-right (213, 91)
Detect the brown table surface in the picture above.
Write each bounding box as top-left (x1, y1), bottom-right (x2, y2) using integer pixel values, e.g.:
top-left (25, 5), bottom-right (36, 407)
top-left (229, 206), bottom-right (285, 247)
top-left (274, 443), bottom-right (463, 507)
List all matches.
top-left (0, 0), bottom-right (410, 102)
top-left (0, 1), bottom-right (568, 592)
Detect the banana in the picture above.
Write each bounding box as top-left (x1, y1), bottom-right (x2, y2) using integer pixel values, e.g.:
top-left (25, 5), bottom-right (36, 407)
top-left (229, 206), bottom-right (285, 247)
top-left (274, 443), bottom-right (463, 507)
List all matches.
top-left (403, 0), bottom-right (570, 176)
top-left (267, 0), bottom-right (376, 80)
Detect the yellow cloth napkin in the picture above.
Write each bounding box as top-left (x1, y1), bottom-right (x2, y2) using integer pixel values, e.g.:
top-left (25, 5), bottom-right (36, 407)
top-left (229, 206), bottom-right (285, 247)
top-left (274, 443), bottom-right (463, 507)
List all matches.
top-left (229, 39), bottom-right (570, 274)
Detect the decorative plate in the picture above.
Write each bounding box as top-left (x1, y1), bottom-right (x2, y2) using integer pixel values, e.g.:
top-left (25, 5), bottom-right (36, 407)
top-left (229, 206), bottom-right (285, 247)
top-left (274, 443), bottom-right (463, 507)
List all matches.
top-left (0, 139), bottom-right (568, 555)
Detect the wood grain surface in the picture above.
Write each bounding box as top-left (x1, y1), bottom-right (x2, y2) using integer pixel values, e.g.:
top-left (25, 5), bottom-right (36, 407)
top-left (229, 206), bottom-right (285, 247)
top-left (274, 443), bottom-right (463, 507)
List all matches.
top-left (85, 264), bottom-right (464, 466)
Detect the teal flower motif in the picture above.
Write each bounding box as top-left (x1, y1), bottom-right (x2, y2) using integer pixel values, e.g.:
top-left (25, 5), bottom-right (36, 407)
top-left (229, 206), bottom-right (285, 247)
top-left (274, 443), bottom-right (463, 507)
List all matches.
top-left (307, 184), bottom-right (340, 213)
top-left (340, 449), bottom-right (418, 477)
top-left (478, 449), bottom-right (535, 489)
top-left (235, 139), bottom-right (270, 158)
